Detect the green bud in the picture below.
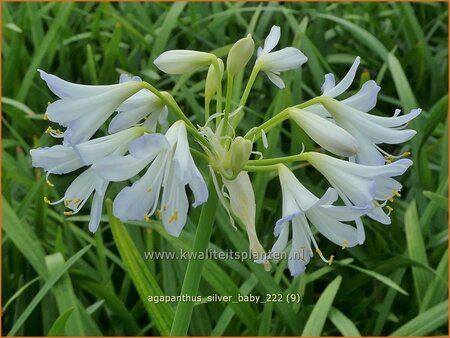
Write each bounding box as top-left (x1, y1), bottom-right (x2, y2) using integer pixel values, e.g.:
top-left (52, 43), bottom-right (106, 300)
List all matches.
top-left (228, 136), bottom-right (253, 176)
top-left (205, 58), bottom-right (224, 102)
top-left (226, 34), bottom-right (255, 75)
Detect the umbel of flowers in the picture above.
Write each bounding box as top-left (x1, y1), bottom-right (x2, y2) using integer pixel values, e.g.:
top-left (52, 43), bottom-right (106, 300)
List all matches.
top-left (31, 26), bottom-right (420, 276)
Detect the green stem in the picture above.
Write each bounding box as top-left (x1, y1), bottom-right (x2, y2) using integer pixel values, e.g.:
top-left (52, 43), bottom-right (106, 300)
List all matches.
top-left (244, 164), bottom-right (280, 172)
top-left (170, 179), bottom-right (219, 336)
top-left (246, 153), bottom-right (309, 166)
top-left (243, 96), bottom-right (325, 141)
top-left (204, 98), bottom-right (210, 123)
top-left (213, 59), bottom-right (223, 129)
top-left (221, 72), bottom-right (234, 137)
top-left (142, 82), bottom-right (210, 150)
top-left (231, 65), bottom-right (260, 129)
top-left (244, 109), bottom-right (290, 141)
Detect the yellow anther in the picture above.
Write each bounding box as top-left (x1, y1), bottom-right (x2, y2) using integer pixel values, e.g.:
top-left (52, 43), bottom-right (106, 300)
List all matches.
top-left (146, 187), bottom-right (152, 192)
top-left (342, 240), bottom-right (348, 250)
top-left (393, 191), bottom-right (401, 197)
top-left (168, 211), bottom-right (178, 224)
top-left (64, 199), bottom-right (72, 207)
top-left (46, 178), bottom-right (54, 187)
top-left (45, 126), bottom-right (63, 135)
top-left (43, 112), bottom-right (48, 120)
top-left (144, 213), bottom-right (150, 221)
top-left (63, 211), bottom-right (73, 216)
top-left (328, 255), bottom-right (334, 265)
top-left (43, 196), bottom-right (51, 204)
top-left (402, 151), bottom-right (411, 157)
top-left (156, 209), bottom-right (162, 220)
top-left (386, 206), bottom-right (394, 212)
top-left (315, 249), bottom-right (322, 256)
top-left (73, 198), bottom-right (81, 205)
top-left (373, 200), bottom-right (380, 208)
top-left (389, 197), bottom-right (394, 203)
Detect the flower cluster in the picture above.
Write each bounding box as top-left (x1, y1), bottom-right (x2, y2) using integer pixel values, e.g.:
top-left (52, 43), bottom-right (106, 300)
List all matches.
top-left (31, 25), bottom-right (420, 276)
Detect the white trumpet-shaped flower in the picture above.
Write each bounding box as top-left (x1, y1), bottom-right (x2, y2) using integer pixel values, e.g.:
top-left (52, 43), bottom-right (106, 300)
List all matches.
top-left (289, 108), bottom-right (359, 157)
top-left (154, 50), bottom-right (216, 75)
top-left (304, 57), bottom-right (421, 164)
top-left (92, 121), bottom-right (208, 236)
top-left (44, 168), bottom-right (108, 233)
top-left (271, 165), bottom-right (367, 276)
top-left (223, 172), bottom-right (270, 270)
top-left (304, 152), bottom-right (413, 224)
top-left (306, 57), bottom-right (380, 119)
top-left (108, 75), bottom-right (168, 133)
top-left (256, 26), bottom-right (307, 89)
top-left (31, 145), bottom-right (85, 178)
top-left (39, 70), bottom-right (144, 144)
top-left (321, 97), bottom-right (421, 165)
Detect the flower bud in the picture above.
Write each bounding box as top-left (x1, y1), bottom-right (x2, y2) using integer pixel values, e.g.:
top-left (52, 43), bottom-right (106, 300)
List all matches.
top-left (228, 136), bottom-right (253, 176)
top-left (205, 58), bottom-right (224, 102)
top-left (227, 34), bottom-right (255, 75)
top-left (154, 50), bottom-right (215, 74)
top-left (289, 108), bottom-right (359, 157)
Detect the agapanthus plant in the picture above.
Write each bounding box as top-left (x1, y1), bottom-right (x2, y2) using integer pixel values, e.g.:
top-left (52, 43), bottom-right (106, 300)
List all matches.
top-left (31, 25), bottom-right (420, 279)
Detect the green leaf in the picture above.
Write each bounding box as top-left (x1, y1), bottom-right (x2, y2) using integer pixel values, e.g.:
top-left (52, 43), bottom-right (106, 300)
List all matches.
top-left (106, 199), bottom-right (174, 336)
top-left (347, 264), bottom-right (408, 296)
top-left (387, 52), bottom-right (419, 111)
top-left (405, 200), bottom-right (430, 304)
top-left (2, 197), bottom-right (47, 276)
top-left (302, 275), bottom-right (342, 335)
top-left (390, 301), bottom-right (448, 336)
top-left (328, 306), bottom-right (361, 336)
top-left (423, 191), bottom-right (448, 211)
top-left (47, 307), bottom-right (75, 336)
top-left (7, 246), bottom-right (91, 336)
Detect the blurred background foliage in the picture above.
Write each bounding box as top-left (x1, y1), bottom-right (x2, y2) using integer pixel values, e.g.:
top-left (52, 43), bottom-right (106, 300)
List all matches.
top-left (2, 1), bottom-right (448, 336)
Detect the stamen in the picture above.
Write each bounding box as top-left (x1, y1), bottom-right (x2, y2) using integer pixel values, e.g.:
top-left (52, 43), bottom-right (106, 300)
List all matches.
top-left (386, 205), bottom-right (394, 216)
top-left (402, 151), bottom-right (411, 157)
top-left (64, 199), bottom-right (72, 207)
top-left (342, 240), bottom-right (348, 250)
top-left (45, 173), bottom-right (54, 187)
top-left (73, 198), bottom-right (81, 205)
top-left (389, 197), bottom-right (394, 203)
top-left (393, 191), bottom-right (401, 197)
top-left (146, 187), bottom-right (152, 192)
top-left (144, 213), bottom-right (150, 222)
top-left (63, 211), bottom-right (73, 216)
top-left (43, 196), bottom-right (51, 204)
top-left (168, 211), bottom-right (178, 223)
top-left (45, 126), bottom-right (64, 138)
top-left (328, 255), bottom-right (334, 265)
top-left (156, 209), bottom-right (162, 220)
top-left (43, 112), bottom-right (48, 120)
top-left (315, 249), bottom-right (331, 264)
top-left (163, 205), bottom-right (167, 212)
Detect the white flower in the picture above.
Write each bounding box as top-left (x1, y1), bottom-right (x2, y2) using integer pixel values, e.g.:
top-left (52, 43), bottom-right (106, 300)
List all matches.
top-left (321, 97), bottom-right (421, 165)
top-left (223, 172), bottom-right (270, 270)
top-left (108, 74), bottom-right (168, 133)
top-left (271, 165), bottom-right (367, 276)
top-left (44, 168), bottom-right (108, 233)
top-left (289, 108), bottom-right (359, 157)
top-left (39, 70), bottom-right (144, 144)
top-left (304, 152), bottom-right (413, 224)
top-left (304, 57), bottom-right (421, 164)
top-left (306, 57), bottom-right (380, 119)
top-left (154, 50), bottom-right (216, 74)
top-left (30, 145), bottom-right (85, 178)
top-left (92, 121), bottom-right (208, 236)
top-left (256, 26), bottom-right (307, 89)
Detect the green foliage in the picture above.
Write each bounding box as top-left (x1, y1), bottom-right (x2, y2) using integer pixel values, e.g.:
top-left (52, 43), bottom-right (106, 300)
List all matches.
top-left (2, 2), bottom-right (448, 336)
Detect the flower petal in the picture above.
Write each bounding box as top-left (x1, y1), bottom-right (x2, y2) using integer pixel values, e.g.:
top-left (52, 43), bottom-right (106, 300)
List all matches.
top-left (128, 133), bottom-right (170, 159)
top-left (322, 56), bottom-right (360, 97)
top-left (258, 47), bottom-right (307, 72)
top-left (30, 145), bottom-right (84, 174)
top-left (262, 25), bottom-right (281, 55)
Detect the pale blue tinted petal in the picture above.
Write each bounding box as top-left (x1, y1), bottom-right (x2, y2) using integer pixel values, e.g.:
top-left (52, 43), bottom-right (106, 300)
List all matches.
top-left (321, 73), bottom-right (336, 93)
top-left (92, 155), bottom-right (150, 182)
top-left (128, 133), bottom-right (170, 159)
top-left (266, 71), bottom-right (285, 89)
top-left (30, 145), bottom-right (84, 174)
top-left (262, 25), bottom-right (280, 54)
top-left (342, 80), bottom-right (380, 112)
top-left (88, 180), bottom-right (108, 233)
top-left (188, 165), bottom-right (208, 207)
top-left (323, 56), bottom-right (360, 97)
